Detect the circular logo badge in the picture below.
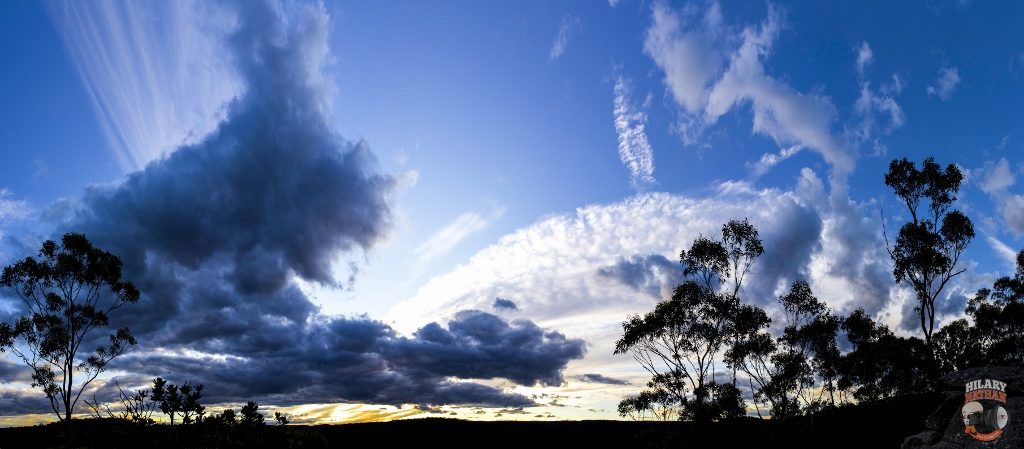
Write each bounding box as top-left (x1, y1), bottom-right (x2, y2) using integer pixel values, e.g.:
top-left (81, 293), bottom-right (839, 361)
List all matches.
top-left (963, 379), bottom-right (1010, 442)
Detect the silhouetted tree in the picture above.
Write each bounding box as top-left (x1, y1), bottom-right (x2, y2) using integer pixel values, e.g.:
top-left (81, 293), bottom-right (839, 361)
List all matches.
top-left (720, 219), bottom-right (765, 388)
top-left (275, 411), bottom-right (289, 426)
top-left (150, 377), bottom-right (203, 424)
top-left (617, 388), bottom-right (677, 421)
top-left (727, 281), bottom-right (838, 418)
top-left (0, 233), bottom-right (139, 439)
top-left (241, 401), bottom-right (265, 426)
top-left (932, 318), bottom-right (976, 372)
top-left (180, 383), bottom-right (205, 424)
top-left (779, 281), bottom-right (841, 410)
top-left (219, 408), bottom-right (238, 427)
top-left (615, 219), bottom-right (760, 422)
top-left (836, 309), bottom-right (931, 401)
top-left (921, 248), bottom-right (1024, 374)
top-left (884, 157), bottom-right (974, 352)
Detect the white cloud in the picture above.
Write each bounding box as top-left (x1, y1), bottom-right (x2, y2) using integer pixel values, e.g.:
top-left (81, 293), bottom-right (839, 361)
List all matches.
top-left (1003, 195), bottom-right (1024, 235)
top-left (388, 169), bottom-right (929, 394)
top-left (748, 145), bottom-right (802, 177)
top-left (644, 2), bottom-right (853, 178)
top-left (0, 189), bottom-right (29, 222)
top-left (979, 158), bottom-right (1016, 194)
top-left (385, 165), bottom-right (997, 413)
top-left (608, 0), bottom-right (622, 6)
top-left (974, 158), bottom-right (1024, 236)
top-left (643, 2), bottom-right (722, 116)
top-left (846, 40), bottom-right (904, 157)
top-left (855, 41), bottom-right (873, 76)
top-left (50, 1), bottom-right (241, 171)
top-left (0, 189), bottom-right (30, 261)
top-left (548, 15), bottom-right (581, 62)
top-left (997, 135), bottom-right (1010, 150)
top-left (390, 188), bottom-right (821, 380)
top-left (987, 235), bottom-right (1018, 272)
top-left (415, 206), bottom-right (506, 265)
top-left (848, 80), bottom-right (905, 155)
top-left (927, 67), bottom-right (961, 101)
top-left (612, 77), bottom-right (656, 188)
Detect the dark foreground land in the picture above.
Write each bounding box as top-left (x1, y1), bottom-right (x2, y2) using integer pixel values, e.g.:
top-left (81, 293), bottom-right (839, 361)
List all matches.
top-left (0, 393), bottom-right (941, 449)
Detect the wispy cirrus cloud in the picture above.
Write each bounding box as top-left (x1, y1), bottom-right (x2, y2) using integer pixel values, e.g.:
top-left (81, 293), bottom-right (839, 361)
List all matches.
top-left (49, 0), bottom-right (240, 171)
top-left (927, 66), bottom-right (961, 101)
top-left (987, 235), bottom-right (1018, 272)
top-left (549, 15), bottom-right (581, 62)
top-left (613, 76), bottom-right (656, 188)
top-left (747, 145), bottom-right (802, 178)
top-left (848, 41), bottom-right (905, 156)
top-left (855, 41), bottom-right (873, 77)
top-left (416, 206), bottom-right (506, 266)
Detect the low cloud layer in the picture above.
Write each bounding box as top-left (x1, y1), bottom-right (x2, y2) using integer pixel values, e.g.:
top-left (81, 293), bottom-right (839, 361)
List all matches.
top-left (111, 310), bottom-right (584, 409)
top-left (387, 171), bottom-right (927, 384)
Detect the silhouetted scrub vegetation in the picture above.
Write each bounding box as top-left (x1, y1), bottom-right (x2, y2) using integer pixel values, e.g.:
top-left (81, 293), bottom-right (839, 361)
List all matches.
top-left (0, 399), bottom-right (944, 449)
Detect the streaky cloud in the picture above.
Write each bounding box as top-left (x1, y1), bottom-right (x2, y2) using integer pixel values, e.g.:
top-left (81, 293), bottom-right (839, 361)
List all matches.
top-left (49, 0), bottom-right (240, 171)
top-left (549, 15), bottom-right (581, 62)
top-left (613, 76), bottom-right (656, 188)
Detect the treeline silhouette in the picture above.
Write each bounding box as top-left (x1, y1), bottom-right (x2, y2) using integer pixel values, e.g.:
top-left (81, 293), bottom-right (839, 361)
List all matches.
top-left (615, 157), bottom-right (1017, 424)
top-left (83, 377), bottom-right (286, 427)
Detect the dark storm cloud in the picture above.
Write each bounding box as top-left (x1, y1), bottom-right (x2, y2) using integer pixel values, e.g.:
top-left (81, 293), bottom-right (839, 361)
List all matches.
top-left (747, 197), bottom-right (823, 305)
top-left (493, 297), bottom-right (518, 311)
top-left (0, 0), bottom-right (584, 413)
top-left (76, 0), bottom-right (393, 299)
top-left (596, 254), bottom-right (681, 297)
top-left (391, 310), bottom-right (586, 387)
top-left (0, 388), bottom-right (52, 416)
top-left (0, 359), bottom-right (31, 383)
top-left (112, 311), bottom-right (580, 408)
top-left (898, 290), bottom-right (969, 333)
top-left (817, 195), bottom-right (895, 317)
top-left (572, 373), bottom-right (629, 385)
top-left (57, 0), bottom-right (383, 343)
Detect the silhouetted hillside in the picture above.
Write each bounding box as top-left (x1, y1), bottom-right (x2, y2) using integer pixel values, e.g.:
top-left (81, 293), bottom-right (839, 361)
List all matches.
top-left (0, 392), bottom-right (942, 449)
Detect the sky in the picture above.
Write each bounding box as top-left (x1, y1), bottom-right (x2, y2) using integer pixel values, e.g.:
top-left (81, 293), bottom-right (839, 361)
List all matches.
top-left (1, 0), bottom-right (1024, 425)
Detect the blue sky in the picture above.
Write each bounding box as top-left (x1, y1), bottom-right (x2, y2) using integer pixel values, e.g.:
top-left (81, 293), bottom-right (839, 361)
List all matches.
top-left (1, 0), bottom-right (1024, 424)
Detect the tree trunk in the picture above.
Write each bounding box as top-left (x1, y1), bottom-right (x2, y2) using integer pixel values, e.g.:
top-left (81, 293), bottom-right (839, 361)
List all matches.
top-left (66, 364), bottom-right (73, 448)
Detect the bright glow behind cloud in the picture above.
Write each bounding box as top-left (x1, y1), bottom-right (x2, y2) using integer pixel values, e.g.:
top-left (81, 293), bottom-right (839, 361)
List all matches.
top-left (386, 173), bottom-right (922, 395)
top-left (49, 0), bottom-right (240, 170)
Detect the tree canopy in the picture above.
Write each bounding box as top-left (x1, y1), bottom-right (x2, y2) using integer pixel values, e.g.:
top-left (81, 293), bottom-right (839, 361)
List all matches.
top-left (884, 157), bottom-right (974, 351)
top-left (0, 233), bottom-right (139, 428)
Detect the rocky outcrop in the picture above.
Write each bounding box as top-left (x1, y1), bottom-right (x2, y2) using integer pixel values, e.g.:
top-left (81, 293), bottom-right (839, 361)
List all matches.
top-left (903, 366), bottom-right (1024, 449)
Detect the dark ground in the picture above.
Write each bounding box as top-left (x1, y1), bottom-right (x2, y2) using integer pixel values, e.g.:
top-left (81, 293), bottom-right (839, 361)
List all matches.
top-left (0, 393), bottom-right (942, 449)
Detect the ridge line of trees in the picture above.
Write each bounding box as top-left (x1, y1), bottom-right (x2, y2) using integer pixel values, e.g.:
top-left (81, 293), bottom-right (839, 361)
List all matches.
top-left (616, 157), bottom-right (1020, 422)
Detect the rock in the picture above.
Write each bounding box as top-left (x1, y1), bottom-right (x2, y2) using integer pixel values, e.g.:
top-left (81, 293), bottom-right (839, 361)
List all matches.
top-left (902, 366), bottom-right (1023, 449)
